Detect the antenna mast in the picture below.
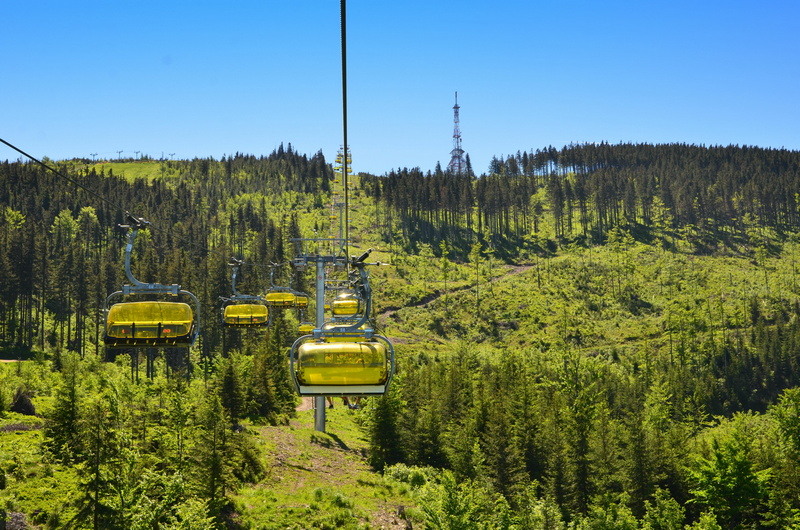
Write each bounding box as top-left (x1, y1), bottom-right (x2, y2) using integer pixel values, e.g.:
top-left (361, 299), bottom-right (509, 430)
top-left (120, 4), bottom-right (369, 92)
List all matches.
top-left (447, 91), bottom-right (466, 174)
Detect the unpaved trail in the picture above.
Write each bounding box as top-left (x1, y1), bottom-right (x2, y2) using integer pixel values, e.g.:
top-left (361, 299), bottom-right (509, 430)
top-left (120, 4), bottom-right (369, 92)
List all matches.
top-left (257, 411), bottom-right (411, 529)
top-left (296, 396), bottom-right (314, 411)
top-left (377, 264), bottom-right (534, 324)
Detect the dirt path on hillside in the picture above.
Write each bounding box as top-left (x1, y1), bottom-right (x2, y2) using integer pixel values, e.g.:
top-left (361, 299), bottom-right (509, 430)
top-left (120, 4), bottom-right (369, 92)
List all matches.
top-left (258, 414), bottom-right (411, 529)
top-left (296, 397), bottom-right (314, 411)
top-left (376, 264), bottom-right (534, 340)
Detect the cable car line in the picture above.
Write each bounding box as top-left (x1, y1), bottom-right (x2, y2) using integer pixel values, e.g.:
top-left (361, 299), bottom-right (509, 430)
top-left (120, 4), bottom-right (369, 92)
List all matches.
top-left (0, 136), bottom-right (275, 276)
top-left (340, 0), bottom-right (350, 270)
top-left (1, 137), bottom-right (127, 214)
top-left (286, 0), bottom-right (395, 405)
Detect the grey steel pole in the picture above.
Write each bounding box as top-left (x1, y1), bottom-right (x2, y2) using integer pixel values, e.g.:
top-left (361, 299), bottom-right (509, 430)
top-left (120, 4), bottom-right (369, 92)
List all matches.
top-left (313, 259), bottom-right (326, 432)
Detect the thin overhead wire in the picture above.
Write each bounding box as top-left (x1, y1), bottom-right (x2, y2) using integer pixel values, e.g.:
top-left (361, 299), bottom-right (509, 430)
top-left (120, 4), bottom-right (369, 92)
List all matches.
top-left (2, 137), bottom-right (126, 213)
top-left (0, 137), bottom-right (240, 266)
top-left (1, 136), bottom-right (189, 251)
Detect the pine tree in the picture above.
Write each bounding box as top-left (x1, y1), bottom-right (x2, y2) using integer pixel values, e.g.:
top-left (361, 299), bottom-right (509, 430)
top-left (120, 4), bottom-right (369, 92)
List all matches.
top-left (688, 433), bottom-right (769, 528)
top-left (191, 394), bottom-right (233, 516)
top-left (366, 388), bottom-right (404, 470)
top-left (43, 352), bottom-right (83, 461)
top-left (217, 353), bottom-right (245, 426)
top-left (469, 239), bottom-right (482, 313)
top-left (76, 388), bottom-right (125, 530)
top-left (481, 396), bottom-right (527, 500)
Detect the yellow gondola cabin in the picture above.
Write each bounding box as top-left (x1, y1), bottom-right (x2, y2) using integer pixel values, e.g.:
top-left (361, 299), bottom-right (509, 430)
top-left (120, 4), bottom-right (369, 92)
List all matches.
top-left (296, 340), bottom-right (388, 386)
top-left (223, 303), bottom-right (269, 327)
top-left (266, 291), bottom-right (297, 308)
top-left (105, 301), bottom-right (195, 347)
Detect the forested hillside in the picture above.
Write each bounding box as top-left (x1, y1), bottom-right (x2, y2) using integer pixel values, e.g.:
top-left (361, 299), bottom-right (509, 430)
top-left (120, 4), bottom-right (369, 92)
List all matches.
top-left (0, 144), bottom-right (328, 359)
top-left (363, 143), bottom-right (800, 259)
top-left (2, 142), bottom-right (800, 529)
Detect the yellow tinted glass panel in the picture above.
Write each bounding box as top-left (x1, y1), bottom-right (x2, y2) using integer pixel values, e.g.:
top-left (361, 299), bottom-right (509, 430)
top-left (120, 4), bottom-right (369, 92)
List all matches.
top-left (332, 297), bottom-right (359, 316)
top-left (294, 295), bottom-right (309, 309)
top-left (266, 292), bottom-right (296, 307)
top-left (321, 322), bottom-right (367, 341)
top-left (224, 304), bottom-right (268, 326)
top-left (297, 341), bottom-right (387, 385)
top-left (106, 301), bottom-right (193, 339)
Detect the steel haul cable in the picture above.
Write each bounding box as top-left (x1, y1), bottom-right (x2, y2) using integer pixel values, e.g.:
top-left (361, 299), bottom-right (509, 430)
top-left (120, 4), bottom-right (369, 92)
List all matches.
top-left (0, 136), bottom-right (277, 271)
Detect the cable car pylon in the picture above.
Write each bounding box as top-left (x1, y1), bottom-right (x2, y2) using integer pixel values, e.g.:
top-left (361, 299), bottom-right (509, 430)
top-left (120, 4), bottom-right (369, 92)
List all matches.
top-left (288, 0), bottom-right (394, 432)
top-left (290, 241), bottom-right (395, 432)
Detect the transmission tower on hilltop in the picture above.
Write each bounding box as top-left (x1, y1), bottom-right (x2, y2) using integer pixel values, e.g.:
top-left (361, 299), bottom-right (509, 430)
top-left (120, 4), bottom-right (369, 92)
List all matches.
top-left (447, 91), bottom-right (467, 174)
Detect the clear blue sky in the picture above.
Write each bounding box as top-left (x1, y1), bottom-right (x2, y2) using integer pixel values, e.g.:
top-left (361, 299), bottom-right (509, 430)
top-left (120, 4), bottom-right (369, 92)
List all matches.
top-left (3, 1), bottom-right (799, 175)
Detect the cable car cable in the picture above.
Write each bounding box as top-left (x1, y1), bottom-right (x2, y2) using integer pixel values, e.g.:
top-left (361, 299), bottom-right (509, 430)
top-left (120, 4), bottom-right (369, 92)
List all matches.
top-left (340, 0), bottom-right (350, 266)
top-left (0, 137), bottom-right (278, 274)
top-left (1, 137), bottom-right (127, 213)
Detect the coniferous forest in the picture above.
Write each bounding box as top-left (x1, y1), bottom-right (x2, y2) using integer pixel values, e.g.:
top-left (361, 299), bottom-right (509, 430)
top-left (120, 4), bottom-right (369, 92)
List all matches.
top-left (3, 142), bottom-right (800, 528)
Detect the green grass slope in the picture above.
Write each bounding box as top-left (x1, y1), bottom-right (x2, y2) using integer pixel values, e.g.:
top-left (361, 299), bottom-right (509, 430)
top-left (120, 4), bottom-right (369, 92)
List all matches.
top-left (89, 160), bottom-right (177, 182)
top-left (234, 401), bottom-right (418, 529)
top-left (0, 362), bottom-right (419, 529)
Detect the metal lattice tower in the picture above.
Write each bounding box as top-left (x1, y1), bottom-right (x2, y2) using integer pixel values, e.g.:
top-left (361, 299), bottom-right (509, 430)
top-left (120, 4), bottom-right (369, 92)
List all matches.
top-left (330, 146), bottom-right (351, 241)
top-left (447, 91), bottom-right (466, 174)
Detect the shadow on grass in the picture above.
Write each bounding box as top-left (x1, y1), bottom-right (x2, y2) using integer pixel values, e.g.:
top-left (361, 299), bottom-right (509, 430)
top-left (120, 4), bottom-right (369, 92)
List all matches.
top-left (311, 431), bottom-right (350, 451)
